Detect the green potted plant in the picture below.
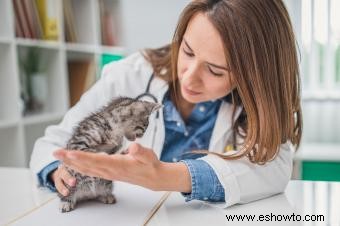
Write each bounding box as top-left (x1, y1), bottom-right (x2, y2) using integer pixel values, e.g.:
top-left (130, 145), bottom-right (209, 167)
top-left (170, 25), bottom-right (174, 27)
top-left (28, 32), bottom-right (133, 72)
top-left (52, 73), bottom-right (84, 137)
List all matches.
top-left (20, 47), bottom-right (48, 115)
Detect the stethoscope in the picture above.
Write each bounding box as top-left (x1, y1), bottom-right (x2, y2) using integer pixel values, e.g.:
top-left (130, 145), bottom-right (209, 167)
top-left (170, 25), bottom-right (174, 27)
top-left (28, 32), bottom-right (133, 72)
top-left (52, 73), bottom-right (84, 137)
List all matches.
top-left (135, 74), bottom-right (160, 149)
top-left (135, 73), bottom-right (159, 117)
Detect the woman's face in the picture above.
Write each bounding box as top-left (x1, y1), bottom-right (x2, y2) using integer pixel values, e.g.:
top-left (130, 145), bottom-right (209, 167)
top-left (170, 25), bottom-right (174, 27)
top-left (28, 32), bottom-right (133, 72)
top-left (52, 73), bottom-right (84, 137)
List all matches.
top-left (177, 13), bottom-right (235, 103)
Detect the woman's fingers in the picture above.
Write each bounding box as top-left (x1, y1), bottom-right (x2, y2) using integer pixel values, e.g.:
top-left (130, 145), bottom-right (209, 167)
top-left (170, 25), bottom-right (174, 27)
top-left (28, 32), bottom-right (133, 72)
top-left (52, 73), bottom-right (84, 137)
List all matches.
top-left (52, 165), bottom-right (76, 196)
top-left (59, 165), bottom-right (76, 187)
top-left (53, 149), bottom-right (67, 160)
top-left (55, 176), bottom-right (70, 196)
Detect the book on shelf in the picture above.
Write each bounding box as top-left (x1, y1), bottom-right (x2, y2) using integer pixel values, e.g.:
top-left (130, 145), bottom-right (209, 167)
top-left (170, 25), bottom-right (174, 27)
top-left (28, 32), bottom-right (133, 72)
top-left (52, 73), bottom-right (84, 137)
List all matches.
top-left (36, 0), bottom-right (59, 40)
top-left (13, 0), bottom-right (32, 38)
top-left (99, 0), bottom-right (116, 46)
top-left (68, 60), bottom-right (96, 107)
top-left (22, 0), bottom-right (35, 39)
top-left (30, 0), bottom-right (44, 39)
top-left (12, 0), bottom-right (49, 40)
top-left (63, 0), bottom-right (77, 42)
top-left (14, 10), bottom-right (24, 38)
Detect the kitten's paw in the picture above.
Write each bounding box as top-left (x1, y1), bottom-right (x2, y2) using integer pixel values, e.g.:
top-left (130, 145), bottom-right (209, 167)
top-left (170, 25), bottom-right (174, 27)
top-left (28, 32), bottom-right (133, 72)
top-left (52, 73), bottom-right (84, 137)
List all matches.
top-left (98, 194), bottom-right (116, 204)
top-left (60, 201), bottom-right (76, 212)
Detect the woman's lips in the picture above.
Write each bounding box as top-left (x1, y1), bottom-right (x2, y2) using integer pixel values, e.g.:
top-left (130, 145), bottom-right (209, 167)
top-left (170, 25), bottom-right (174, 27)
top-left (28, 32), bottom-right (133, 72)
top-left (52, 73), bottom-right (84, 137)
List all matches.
top-left (183, 86), bottom-right (202, 95)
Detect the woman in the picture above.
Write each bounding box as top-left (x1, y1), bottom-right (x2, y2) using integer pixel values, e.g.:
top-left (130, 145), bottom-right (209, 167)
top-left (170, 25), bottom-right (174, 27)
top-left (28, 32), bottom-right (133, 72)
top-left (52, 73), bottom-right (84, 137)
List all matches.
top-left (30, 0), bottom-right (302, 208)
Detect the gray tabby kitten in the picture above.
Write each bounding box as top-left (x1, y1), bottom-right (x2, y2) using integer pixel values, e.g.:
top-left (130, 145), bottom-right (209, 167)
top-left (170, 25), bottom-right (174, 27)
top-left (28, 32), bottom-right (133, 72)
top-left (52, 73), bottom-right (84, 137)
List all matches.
top-left (58, 96), bottom-right (161, 212)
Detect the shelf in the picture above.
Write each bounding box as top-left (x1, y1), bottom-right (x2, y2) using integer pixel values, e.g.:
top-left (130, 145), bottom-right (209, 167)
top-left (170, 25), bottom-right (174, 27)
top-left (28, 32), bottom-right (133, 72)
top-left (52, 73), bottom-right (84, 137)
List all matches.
top-left (0, 119), bottom-right (20, 129)
top-left (65, 42), bottom-right (97, 54)
top-left (1, 0), bottom-right (129, 167)
top-left (23, 112), bottom-right (65, 126)
top-left (0, 37), bottom-right (13, 44)
top-left (302, 91), bottom-right (340, 102)
top-left (0, 0), bottom-right (188, 168)
top-left (294, 143), bottom-right (340, 161)
top-left (65, 42), bottom-right (125, 55)
top-left (15, 38), bottom-right (61, 50)
top-left (99, 45), bottom-right (125, 55)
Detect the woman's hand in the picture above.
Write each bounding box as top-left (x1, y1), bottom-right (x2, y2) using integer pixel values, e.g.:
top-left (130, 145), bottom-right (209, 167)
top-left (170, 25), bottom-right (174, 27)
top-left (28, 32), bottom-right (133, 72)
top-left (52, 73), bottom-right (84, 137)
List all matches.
top-left (50, 164), bottom-right (76, 196)
top-left (53, 143), bottom-right (192, 192)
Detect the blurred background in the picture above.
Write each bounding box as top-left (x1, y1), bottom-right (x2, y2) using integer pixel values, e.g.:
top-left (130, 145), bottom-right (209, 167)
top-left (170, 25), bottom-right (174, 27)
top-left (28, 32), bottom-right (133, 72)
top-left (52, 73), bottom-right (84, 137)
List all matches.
top-left (0, 0), bottom-right (339, 182)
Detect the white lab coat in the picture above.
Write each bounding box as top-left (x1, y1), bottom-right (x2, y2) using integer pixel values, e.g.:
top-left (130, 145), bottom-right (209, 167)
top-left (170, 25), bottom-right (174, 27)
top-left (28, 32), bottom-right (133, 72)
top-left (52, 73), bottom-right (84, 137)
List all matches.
top-left (30, 52), bottom-right (294, 208)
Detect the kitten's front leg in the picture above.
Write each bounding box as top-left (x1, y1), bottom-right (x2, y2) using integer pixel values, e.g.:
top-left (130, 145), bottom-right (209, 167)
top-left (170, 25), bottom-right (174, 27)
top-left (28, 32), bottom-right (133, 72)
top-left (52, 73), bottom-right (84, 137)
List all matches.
top-left (58, 183), bottom-right (78, 212)
top-left (97, 194), bottom-right (116, 204)
top-left (59, 194), bottom-right (77, 212)
top-left (60, 200), bottom-right (76, 212)
top-left (96, 179), bottom-right (116, 204)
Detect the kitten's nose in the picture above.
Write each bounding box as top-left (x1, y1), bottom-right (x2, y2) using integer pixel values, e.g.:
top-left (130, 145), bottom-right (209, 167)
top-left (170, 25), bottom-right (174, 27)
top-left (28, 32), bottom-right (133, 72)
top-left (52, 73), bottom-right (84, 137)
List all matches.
top-left (144, 121), bottom-right (149, 127)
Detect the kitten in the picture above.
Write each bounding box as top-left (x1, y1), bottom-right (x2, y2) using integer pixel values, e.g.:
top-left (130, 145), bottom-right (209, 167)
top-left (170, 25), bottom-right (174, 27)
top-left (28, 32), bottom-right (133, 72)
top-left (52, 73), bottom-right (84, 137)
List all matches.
top-left (58, 96), bottom-right (161, 212)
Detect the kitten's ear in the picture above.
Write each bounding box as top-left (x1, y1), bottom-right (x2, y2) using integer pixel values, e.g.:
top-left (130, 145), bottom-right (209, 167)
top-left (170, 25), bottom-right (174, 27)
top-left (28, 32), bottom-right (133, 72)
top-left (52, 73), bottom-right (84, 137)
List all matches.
top-left (149, 103), bottom-right (163, 113)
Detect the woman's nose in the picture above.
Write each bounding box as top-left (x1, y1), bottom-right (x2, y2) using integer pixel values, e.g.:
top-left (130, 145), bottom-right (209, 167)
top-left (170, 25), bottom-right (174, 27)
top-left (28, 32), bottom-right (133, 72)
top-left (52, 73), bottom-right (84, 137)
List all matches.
top-left (183, 61), bottom-right (200, 81)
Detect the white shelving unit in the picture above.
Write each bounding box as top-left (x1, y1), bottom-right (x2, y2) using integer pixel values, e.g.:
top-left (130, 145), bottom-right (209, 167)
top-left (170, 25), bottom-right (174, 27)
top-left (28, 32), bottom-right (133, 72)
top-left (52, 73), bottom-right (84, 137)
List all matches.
top-left (0, 0), bottom-right (125, 167)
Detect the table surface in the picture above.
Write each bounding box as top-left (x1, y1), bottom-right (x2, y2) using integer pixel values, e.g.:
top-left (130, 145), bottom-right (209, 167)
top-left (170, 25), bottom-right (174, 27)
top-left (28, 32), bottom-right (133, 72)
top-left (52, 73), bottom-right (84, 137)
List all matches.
top-left (0, 167), bottom-right (55, 226)
top-left (1, 167), bottom-right (340, 226)
top-left (147, 180), bottom-right (340, 226)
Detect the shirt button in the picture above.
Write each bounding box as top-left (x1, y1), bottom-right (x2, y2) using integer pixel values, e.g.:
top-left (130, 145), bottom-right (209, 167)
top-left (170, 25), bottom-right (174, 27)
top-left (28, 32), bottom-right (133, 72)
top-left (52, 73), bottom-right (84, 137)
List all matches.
top-left (172, 158), bottom-right (177, 162)
top-left (184, 131), bottom-right (189, 137)
top-left (199, 106), bottom-right (206, 112)
top-left (176, 122), bottom-right (181, 127)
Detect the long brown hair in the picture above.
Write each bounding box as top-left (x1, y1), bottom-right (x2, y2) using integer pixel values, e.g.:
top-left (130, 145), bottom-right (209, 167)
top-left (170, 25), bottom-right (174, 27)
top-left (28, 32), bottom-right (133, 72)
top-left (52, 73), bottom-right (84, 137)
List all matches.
top-left (143, 0), bottom-right (302, 164)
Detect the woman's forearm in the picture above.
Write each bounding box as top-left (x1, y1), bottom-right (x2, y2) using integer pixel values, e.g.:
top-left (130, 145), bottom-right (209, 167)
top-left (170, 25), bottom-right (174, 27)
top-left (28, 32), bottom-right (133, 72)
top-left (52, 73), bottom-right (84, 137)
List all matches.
top-left (155, 162), bottom-right (192, 193)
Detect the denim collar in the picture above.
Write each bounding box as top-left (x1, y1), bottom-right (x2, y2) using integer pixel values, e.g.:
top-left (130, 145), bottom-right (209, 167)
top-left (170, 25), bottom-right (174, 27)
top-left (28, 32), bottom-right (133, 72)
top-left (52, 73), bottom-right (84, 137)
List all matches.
top-left (162, 91), bottom-right (224, 125)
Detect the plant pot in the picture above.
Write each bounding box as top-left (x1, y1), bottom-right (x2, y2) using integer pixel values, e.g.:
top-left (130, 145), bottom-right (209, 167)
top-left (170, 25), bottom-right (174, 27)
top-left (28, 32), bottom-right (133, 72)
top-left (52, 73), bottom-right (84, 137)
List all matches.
top-left (28, 73), bottom-right (48, 112)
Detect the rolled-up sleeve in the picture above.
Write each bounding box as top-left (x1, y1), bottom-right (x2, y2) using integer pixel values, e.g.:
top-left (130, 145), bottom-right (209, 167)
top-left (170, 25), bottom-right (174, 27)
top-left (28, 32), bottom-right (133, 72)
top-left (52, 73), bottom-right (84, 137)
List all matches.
top-left (180, 159), bottom-right (225, 202)
top-left (37, 160), bottom-right (60, 192)
top-left (200, 142), bottom-right (294, 208)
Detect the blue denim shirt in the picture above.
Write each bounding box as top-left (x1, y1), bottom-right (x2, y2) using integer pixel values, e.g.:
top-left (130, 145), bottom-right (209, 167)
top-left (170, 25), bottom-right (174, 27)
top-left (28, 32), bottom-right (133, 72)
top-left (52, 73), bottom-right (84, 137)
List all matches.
top-left (160, 91), bottom-right (225, 202)
top-left (38, 92), bottom-right (226, 202)
top-left (37, 160), bottom-right (59, 192)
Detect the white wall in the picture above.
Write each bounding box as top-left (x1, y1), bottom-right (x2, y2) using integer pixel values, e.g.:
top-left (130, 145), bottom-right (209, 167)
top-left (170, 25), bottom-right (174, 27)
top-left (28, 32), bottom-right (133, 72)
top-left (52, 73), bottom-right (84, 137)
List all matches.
top-left (119, 0), bottom-right (190, 54)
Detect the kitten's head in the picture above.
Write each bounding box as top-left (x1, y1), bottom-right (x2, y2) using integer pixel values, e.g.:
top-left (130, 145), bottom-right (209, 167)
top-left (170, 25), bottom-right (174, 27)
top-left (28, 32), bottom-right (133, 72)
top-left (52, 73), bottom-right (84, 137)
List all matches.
top-left (111, 98), bottom-right (162, 141)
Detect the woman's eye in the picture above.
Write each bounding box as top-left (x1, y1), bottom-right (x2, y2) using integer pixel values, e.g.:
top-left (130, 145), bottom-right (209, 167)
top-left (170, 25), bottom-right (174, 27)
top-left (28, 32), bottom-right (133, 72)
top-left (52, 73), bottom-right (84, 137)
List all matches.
top-left (208, 66), bottom-right (224, 76)
top-left (183, 48), bottom-right (194, 57)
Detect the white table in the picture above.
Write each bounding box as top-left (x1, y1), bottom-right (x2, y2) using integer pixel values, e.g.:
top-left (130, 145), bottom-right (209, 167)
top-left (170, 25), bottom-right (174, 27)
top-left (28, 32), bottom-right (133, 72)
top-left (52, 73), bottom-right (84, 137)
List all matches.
top-left (1, 167), bottom-right (340, 226)
top-left (0, 167), bottom-right (54, 226)
top-left (148, 180), bottom-right (340, 226)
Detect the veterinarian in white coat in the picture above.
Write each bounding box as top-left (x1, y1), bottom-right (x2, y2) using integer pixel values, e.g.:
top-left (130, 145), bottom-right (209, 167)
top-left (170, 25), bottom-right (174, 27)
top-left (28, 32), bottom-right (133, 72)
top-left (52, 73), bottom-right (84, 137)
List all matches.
top-left (30, 0), bottom-right (301, 208)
